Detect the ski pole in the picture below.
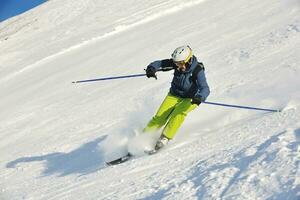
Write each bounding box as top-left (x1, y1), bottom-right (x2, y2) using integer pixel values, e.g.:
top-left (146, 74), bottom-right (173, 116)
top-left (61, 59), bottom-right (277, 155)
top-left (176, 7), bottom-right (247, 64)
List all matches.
top-left (203, 101), bottom-right (282, 112)
top-left (72, 69), bottom-right (165, 84)
top-left (72, 73), bottom-right (147, 83)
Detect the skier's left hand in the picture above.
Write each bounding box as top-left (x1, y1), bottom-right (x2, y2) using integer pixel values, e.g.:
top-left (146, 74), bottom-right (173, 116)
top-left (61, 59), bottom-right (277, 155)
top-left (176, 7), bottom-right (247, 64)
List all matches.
top-left (191, 95), bottom-right (202, 105)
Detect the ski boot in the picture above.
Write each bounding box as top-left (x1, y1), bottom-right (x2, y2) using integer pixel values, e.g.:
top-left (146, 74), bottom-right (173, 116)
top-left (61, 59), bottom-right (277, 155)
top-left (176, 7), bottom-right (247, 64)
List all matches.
top-left (145, 135), bottom-right (170, 155)
top-left (154, 135), bottom-right (169, 151)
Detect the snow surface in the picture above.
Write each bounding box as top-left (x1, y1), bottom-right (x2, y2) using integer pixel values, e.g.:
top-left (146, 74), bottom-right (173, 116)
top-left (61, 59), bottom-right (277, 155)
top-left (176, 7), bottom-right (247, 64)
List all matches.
top-left (0, 0), bottom-right (300, 199)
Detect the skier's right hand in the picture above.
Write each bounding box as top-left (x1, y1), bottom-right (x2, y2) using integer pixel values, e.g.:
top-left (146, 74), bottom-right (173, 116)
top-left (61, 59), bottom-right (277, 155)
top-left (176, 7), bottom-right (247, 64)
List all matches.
top-left (146, 65), bottom-right (157, 79)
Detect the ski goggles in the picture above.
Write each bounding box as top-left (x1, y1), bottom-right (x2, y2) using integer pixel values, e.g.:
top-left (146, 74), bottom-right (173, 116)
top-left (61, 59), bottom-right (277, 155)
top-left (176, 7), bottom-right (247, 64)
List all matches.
top-left (174, 60), bottom-right (186, 67)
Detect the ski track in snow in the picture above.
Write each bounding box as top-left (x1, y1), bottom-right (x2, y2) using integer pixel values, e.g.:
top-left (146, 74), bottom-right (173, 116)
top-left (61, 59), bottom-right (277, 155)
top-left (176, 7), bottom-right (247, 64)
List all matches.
top-left (0, 0), bottom-right (300, 199)
top-left (186, 108), bottom-right (300, 200)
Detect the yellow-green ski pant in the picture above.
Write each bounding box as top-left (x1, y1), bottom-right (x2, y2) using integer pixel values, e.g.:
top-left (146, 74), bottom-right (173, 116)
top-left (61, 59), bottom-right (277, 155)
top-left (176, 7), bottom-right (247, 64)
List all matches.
top-left (143, 93), bottom-right (197, 139)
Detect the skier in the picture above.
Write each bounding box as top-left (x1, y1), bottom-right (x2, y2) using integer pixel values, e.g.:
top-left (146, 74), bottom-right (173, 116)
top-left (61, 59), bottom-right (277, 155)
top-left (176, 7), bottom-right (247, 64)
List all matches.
top-left (144, 45), bottom-right (210, 152)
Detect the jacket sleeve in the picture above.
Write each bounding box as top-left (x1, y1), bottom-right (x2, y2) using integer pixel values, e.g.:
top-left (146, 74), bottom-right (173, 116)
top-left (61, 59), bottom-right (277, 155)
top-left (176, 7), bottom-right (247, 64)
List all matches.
top-left (195, 70), bottom-right (210, 102)
top-left (149, 59), bottom-right (175, 71)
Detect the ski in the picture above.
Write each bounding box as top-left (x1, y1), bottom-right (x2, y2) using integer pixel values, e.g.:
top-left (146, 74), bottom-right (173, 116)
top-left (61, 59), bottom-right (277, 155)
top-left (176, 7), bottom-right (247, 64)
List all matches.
top-left (144, 149), bottom-right (158, 155)
top-left (106, 153), bottom-right (132, 166)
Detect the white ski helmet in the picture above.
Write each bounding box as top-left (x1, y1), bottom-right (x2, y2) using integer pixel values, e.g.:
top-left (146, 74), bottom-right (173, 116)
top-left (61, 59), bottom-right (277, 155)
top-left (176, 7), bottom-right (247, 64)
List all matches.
top-left (171, 45), bottom-right (193, 63)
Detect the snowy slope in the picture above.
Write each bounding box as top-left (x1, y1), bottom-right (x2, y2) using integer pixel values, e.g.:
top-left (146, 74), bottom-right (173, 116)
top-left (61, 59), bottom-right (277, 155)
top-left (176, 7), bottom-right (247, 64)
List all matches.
top-left (0, 0), bottom-right (300, 199)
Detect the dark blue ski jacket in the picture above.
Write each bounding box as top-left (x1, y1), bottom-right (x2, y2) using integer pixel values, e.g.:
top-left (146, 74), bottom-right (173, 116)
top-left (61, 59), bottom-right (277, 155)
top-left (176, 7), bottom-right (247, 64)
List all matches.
top-left (149, 56), bottom-right (210, 102)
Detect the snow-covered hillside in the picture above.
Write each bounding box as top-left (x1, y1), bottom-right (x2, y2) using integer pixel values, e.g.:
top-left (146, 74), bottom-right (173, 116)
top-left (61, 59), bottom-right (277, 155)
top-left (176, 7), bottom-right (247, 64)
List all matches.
top-left (0, 0), bottom-right (300, 199)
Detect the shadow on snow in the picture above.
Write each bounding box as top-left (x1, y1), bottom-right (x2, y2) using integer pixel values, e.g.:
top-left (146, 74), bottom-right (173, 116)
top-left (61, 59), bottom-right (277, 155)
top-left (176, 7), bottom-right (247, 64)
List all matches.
top-left (6, 136), bottom-right (107, 177)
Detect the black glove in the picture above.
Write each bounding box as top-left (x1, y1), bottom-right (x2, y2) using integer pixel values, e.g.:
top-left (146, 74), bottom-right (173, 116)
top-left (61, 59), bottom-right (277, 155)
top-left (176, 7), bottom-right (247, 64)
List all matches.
top-left (145, 66), bottom-right (157, 79)
top-left (191, 95), bottom-right (202, 105)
